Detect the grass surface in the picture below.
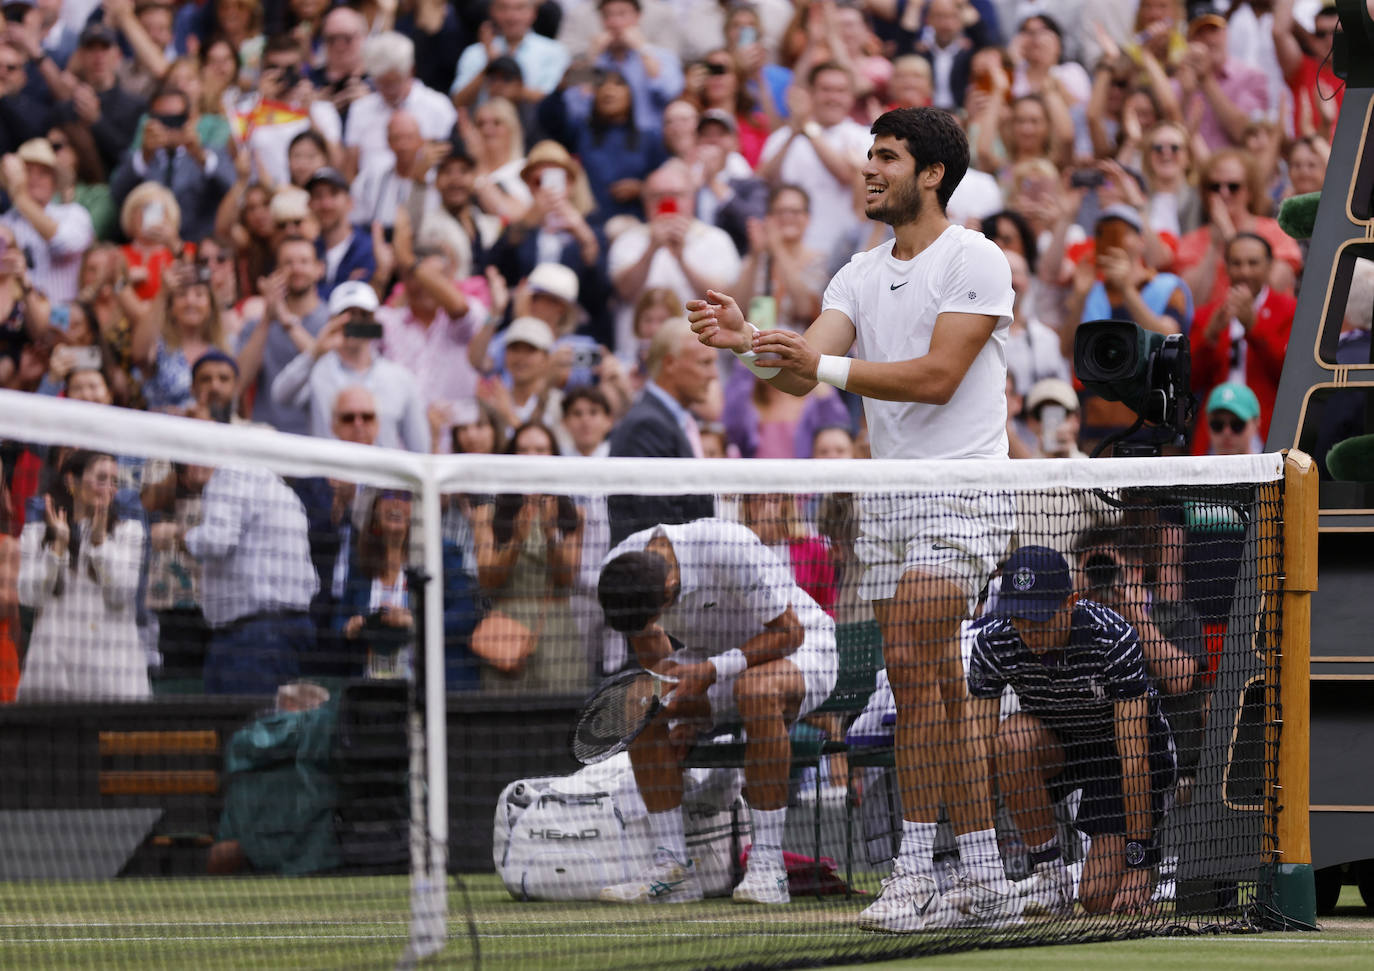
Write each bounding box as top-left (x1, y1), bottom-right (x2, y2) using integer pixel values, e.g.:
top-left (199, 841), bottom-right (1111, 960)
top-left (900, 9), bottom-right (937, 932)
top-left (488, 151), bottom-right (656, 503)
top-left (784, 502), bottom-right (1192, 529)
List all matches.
top-left (0, 875), bottom-right (1368, 970)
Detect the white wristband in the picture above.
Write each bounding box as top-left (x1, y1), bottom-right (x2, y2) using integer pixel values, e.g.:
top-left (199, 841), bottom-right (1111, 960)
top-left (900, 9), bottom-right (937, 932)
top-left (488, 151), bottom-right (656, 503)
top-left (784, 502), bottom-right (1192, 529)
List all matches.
top-left (709, 649), bottom-right (748, 681)
top-left (815, 354), bottom-right (851, 391)
top-left (732, 322), bottom-right (781, 379)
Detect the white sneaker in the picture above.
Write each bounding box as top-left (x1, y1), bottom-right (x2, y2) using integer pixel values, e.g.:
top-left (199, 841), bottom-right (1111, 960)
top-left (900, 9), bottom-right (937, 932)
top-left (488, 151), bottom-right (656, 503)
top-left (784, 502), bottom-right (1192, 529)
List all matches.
top-left (599, 854), bottom-right (704, 904)
top-left (949, 870), bottom-right (1026, 928)
top-left (857, 866), bottom-right (960, 933)
top-left (1020, 860), bottom-right (1075, 917)
top-left (733, 860), bottom-right (790, 905)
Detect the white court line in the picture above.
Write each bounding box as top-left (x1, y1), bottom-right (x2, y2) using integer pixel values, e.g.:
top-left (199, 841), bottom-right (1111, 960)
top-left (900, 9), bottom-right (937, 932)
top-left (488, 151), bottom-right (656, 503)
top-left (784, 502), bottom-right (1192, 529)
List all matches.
top-left (1, 935), bottom-right (409, 945)
top-left (0, 920), bottom-right (410, 929)
top-left (1160, 936), bottom-right (1359, 946)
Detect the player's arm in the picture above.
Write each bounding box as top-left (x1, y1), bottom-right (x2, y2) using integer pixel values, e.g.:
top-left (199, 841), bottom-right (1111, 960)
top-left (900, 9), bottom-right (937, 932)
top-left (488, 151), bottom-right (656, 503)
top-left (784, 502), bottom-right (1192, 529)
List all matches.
top-left (754, 310), bottom-right (998, 404)
top-left (686, 289), bottom-right (855, 397)
top-left (739, 605), bottom-right (805, 668)
top-left (627, 625), bottom-right (676, 672)
top-left (1112, 695), bottom-right (1155, 912)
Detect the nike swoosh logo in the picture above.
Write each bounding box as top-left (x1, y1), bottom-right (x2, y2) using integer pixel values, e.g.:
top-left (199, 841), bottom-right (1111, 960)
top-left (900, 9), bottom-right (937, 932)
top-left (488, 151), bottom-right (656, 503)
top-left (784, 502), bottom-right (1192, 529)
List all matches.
top-left (889, 282), bottom-right (908, 290)
top-left (703, 602), bottom-right (717, 609)
top-left (931, 543), bottom-right (953, 551)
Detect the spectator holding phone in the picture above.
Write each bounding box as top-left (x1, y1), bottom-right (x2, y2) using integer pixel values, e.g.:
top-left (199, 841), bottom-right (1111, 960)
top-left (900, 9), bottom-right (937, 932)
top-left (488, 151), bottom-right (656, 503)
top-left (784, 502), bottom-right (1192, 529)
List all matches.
top-left (110, 83), bottom-right (234, 243)
top-left (0, 138), bottom-right (95, 305)
top-left (117, 182), bottom-right (185, 303)
top-left (270, 279), bottom-right (429, 450)
top-left (342, 31), bottom-right (456, 179)
top-left (308, 6), bottom-right (370, 127)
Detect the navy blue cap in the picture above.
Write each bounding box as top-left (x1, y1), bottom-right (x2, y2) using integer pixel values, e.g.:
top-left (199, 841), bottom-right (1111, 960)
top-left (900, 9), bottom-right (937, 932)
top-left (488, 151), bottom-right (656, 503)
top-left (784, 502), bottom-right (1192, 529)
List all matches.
top-left (996, 545), bottom-right (1072, 621)
top-left (191, 348), bottom-right (239, 380)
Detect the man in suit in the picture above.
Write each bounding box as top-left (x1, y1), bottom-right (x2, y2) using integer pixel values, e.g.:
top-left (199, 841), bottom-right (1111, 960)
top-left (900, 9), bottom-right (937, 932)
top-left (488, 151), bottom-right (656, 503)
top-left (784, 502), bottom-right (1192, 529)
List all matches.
top-left (1189, 233), bottom-right (1294, 454)
top-left (914, 0), bottom-right (977, 113)
top-left (606, 317), bottom-right (717, 545)
top-left (307, 165), bottom-right (377, 301)
top-left (109, 85), bottom-right (234, 242)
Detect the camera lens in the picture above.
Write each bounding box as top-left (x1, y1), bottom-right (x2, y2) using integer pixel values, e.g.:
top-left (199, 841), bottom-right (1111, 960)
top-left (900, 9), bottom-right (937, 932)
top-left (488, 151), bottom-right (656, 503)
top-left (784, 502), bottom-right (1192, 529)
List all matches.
top-left (1090, 337), bottom-right (1129, 374)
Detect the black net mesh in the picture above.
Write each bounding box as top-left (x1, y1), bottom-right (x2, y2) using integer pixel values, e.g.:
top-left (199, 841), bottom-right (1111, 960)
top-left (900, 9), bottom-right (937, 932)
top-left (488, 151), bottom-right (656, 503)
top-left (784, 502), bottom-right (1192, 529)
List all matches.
top-left (0, 404), bottom-right (1289, 969)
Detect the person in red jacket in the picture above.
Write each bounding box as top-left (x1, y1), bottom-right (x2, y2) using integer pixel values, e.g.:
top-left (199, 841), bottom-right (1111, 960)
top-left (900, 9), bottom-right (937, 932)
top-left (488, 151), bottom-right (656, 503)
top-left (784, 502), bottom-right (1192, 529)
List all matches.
top-left (1189, 233), bottom-right (1293, 455)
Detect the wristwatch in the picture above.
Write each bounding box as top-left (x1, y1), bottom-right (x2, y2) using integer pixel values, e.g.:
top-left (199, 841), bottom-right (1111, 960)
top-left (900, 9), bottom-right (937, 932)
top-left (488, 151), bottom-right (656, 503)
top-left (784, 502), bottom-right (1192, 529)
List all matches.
top-left (1124, 840), bottom-right (1158, 869)
top-left (803, 121), bottom-right (822, 140)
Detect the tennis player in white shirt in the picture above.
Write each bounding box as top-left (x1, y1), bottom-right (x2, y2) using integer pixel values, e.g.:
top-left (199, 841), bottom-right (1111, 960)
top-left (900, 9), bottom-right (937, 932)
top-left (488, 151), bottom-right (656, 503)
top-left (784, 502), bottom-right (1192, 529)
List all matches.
top-left (596, 519), bottom-right (837, 907)
top-left (688, 106), bottom-right (1020, 932)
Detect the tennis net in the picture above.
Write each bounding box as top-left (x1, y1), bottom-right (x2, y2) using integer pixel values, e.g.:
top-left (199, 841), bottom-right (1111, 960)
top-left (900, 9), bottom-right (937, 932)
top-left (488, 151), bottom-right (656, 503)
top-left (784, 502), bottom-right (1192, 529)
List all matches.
top-left (0, 389), bottom-right (1304, 969)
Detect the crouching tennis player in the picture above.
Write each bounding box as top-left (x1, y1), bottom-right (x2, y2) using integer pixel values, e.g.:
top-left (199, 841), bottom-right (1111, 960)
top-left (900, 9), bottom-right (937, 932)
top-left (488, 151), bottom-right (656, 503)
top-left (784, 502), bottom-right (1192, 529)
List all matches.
top-left (970, 546), bottom-right (1176, 916)
top-left (597, 518), bottom-right (838, 905)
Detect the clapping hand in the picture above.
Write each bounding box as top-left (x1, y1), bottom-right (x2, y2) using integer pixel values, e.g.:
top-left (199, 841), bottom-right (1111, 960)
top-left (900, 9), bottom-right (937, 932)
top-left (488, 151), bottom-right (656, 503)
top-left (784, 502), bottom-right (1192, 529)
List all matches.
top-left (43, 495), bottom-right (69, 556)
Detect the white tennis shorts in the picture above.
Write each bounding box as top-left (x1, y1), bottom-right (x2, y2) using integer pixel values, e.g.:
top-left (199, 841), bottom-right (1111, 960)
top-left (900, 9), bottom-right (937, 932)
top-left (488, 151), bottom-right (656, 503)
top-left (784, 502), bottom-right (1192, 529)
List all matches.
top-left (855, 492), bottom-right (1016, 614)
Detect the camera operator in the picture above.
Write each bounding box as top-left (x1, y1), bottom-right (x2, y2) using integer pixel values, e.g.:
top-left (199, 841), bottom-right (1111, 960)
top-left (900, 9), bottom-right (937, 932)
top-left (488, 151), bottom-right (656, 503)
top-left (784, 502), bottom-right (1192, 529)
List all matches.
top-left (269, 280), bottom-right (428, 451)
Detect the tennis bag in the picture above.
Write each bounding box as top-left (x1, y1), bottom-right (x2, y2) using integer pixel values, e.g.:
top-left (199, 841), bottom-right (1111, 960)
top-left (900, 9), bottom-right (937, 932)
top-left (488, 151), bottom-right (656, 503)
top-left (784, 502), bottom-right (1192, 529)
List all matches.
top-left (493, 753), bottom-right (748, 900)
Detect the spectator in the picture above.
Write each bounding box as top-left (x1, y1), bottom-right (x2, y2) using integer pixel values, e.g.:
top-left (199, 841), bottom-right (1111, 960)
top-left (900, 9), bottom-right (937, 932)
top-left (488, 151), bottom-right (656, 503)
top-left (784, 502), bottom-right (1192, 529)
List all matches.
top-left (137, 263), bottom-right (229, 415)
top-left (376, 243), bottom-right (486, 442)
top-left (1273, 0), bottom-right (1342, 140)
top-left (271, 279), bottom-right (429, 451)
top-left (420, 145), bottom-right (503, 276)
top-left (693, 108), bottom-right (767, 254)
top-left (451, 0), bottom-right (569, 109)
top-left (110, 83), bottom-right (234, 244)
top-left (1022, 377), bottom-right (1084, 459)
top-left (608, 159), bottom-right (741, 352)
top-left (343, 31), bottom-right (456, 178)
top-left (142, 457), bottom-right (214, 685)
top-left (71, 243), bottom-right (151, 408)
top-left (0, 138), bottom-right (94, 305)
top-left (687, 48), bottom-right (772, 166)
top-left (541, 67), bottom-right (668, 226)
top-left (1002, 249), bottom-right (1070, 398)
top-left (306, 165), bottom-right (377, 299)
top-left (229, 33), bottom-right (342, 188)
top-left (561, 384), bottom-right (614, 458)
top-left (478, 55), bottom-right (537, 140)
top-left (660, 97), bottom-right (699, 163)
top-left (886, 54), bottom-right (934, 111)
top-left (606, 317), bottom-right (717, 545)
top-left (0, 40), bottom-right (52, 156)
top-left (309, 6), bottom-right (370, 127)
top-left (48, 122), bottom-right (117, 242)
top-left (590, 0), bottom-right (684, 131)
top-left (560, 385), bottom-right (617, 672)
top-left (476, 314), bottom-right (564, 432)
top-left (17, 449), bottom-right (150, 701)
top-left (741, 490), bottom-right (836, 615)
top-left (733, 184), bottom-right (826, 333)
top-left (470, 420), bottom-right (585, 694)
top-left (1139, 120), bottom-right (1200, 240)
top-left (1199, 381), bottom-right (1264, 456)
top-left (461, 95), bottom-right (531, 225)
top-left (915, 0), bottom-right (975, 112)
top-left (55, 22), bottom-right (146, 175)
top-left (119, 182), bottom-right (186, 303)
top-left (130, 56), bottom-right (234, 157)
top-left (195, 235), bottom-right (252, 343)
top-left (624, 285), bottom-right (680, 387)
top-left (0, 217), bottom-right (50, 388)
top-left (236, 234), bottom-right (330, 433)
top-left (187, 348), bottom-right (242, 422)
top-left (168, 455), bottom-right (319, 696)
top-left (351, 110), bottom-right (444, 232)
top-left (1284, 132), bottom-right (1329, 200)
top-left (1189, 233), bottom-right (1293, 453)
top-left (1174, 148), bottom-right (1302, 308)
top-left (723, 361), bottom-right (850, 460)
top-left (1174, 11), bottom-right (1269, 152)
top-left (283, 130), bottom-right (330, 191)
top-left (757, 62), bottom-right (869, 258)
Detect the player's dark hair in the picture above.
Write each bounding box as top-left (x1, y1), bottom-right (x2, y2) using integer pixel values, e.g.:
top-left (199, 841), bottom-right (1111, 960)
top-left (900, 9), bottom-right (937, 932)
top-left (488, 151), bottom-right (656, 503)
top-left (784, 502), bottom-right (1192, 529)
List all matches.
top-left (599, 551), bottom-right (670, 634)
top-left (870, 107), bottom-right (969, 211)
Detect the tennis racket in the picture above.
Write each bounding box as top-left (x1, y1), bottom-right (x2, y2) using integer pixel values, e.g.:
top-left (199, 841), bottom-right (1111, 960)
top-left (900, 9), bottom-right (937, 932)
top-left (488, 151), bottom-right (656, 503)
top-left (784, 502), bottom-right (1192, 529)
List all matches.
top-left (569, 669), bottom-right (679, 765)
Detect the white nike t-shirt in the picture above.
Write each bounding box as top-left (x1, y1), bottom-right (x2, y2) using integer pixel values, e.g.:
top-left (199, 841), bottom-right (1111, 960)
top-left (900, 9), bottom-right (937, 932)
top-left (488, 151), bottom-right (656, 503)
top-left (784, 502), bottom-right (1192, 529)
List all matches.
top-left (822, 224), bottom-right (1014, 460)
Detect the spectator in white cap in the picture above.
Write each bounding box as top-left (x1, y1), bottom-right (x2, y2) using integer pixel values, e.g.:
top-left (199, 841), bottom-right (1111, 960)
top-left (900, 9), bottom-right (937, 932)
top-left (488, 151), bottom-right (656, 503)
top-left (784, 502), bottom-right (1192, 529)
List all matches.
top-left (1023, 377), bottom-right (1084, 459)
top-left (476, 314), bottom-right (563, 434)
top-left (0, 137), bottom-right (94, 304)
top-left (269, 279), bottom-right (430, 451)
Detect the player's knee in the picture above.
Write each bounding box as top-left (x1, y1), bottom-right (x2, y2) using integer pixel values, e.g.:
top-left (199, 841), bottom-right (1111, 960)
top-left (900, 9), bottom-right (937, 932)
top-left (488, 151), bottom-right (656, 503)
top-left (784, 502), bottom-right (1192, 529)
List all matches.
top-left (733, 668), bottom-right (779, 713)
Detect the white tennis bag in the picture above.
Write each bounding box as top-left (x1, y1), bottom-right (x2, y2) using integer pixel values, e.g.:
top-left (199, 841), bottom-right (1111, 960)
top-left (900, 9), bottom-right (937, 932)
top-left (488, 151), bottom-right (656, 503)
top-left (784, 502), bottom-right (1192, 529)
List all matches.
top-left (493, 753), bottom-right (748, 900)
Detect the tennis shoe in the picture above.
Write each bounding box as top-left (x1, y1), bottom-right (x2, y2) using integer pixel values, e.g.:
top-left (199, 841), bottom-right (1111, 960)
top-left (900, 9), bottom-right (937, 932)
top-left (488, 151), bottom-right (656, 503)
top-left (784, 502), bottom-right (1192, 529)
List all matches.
top-left (1020, 860), bottom-right (1075, 917)
top-left (857, 866), bottom-right (960, 933)
top-left (733, 860), bottom-right (790, 905)
top-left (599, 854), bottom-right (703, 905)
top-left (948, 870), bottom-right (1025, 928)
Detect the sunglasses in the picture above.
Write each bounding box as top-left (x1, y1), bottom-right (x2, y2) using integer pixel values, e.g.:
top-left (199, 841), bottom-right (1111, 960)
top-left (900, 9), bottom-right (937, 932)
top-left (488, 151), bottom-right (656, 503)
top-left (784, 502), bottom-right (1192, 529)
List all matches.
top-left (704, 62), bottom-right (730, 76)
top-left (337, 411), bottom-right (377, 424)
top-left (1209, 416), bottom-right (1247, 435)
top-left (1151, 142), bottom-right (1182, 155)
top-left (1207, 180), bottom-right (1243, 194)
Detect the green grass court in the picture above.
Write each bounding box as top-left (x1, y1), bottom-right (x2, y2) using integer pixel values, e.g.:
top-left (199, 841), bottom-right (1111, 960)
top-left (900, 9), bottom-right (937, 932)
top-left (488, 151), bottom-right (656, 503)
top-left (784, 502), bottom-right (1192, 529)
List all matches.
top-left (2, 876), bottom-right (1371, 970)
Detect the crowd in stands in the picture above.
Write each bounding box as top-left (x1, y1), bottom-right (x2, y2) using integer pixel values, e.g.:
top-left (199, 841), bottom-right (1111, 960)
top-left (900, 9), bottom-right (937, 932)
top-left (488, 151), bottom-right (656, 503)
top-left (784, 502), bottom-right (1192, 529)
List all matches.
top-left (0, 0), bottom-right (1352, 702)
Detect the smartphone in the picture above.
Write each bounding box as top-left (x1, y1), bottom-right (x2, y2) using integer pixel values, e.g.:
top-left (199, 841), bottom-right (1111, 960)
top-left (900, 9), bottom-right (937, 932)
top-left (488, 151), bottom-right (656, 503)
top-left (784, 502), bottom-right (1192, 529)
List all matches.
top-left (541, 167), bottom-right (567, 194)
top-left (737, 25), bottom-right (758, 47)
top-left (571, 346), bottom-right (603, 370)
top-left (70, 345), bottom-right (103, 372)
top-left (655, 196), bottom-right (679, 218)
top-left (1040, 404), bottom-right (1067, 454)
top-left (1069, 169), bottom-right (1106, 190)
top-left (343, 310), bottom-right (384, 340)
top-left (143, 201), bottom-right (165, 228)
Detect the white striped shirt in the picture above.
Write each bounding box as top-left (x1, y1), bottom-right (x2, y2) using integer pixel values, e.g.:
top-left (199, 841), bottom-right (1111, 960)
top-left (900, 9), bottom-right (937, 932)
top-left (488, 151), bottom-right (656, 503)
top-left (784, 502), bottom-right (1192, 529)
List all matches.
top-left (2, 202), bottom-right (94, 305)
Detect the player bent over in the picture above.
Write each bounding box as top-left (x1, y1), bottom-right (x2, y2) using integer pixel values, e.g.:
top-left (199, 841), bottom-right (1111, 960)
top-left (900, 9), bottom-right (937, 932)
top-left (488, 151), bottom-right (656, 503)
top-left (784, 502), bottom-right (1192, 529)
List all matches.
top-left (596, 519), bottom-right (837, 905)
top-left (969, 546), bottom-right (1177, 915)
top-left (687, 106), bottom-right (1021, 931)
